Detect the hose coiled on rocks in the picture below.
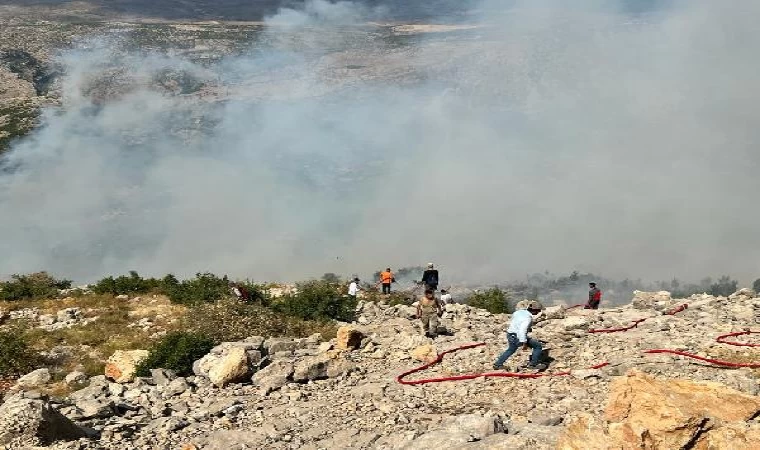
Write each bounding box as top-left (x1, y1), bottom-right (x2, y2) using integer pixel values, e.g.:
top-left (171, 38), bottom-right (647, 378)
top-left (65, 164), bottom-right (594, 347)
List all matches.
top-left (396, 304), bottom-right (758, 385)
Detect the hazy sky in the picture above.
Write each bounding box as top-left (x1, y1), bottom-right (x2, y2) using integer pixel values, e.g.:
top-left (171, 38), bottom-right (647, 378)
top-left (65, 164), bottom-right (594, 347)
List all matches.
top-left (1, 0), bottom-right (759, 284)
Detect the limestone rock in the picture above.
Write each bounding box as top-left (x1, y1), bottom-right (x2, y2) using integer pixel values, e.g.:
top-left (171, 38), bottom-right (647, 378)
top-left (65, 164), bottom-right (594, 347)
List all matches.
top-left (252, 360), bottom-right (294, 394)
top-left (403, 414), bottom-right (504, 449)
top-left (64, 371), bottom-right (87, 386)
top-left (410, 344), bottom-right (438, 363)
top-left (105, 349), bottom-right (149, 383)
top-left (207, 346), bottom-right (250, 387)
top-left (694, 422), bottom-right (760, 449)
top-left (729, 287), bottom-right (756, 299)
top-left (292, 354), bottom-right (355, 382)
top-left (14, 368), bottom-right (52, 389)
top-left (193, 342), bottom-right (263, 386)
top-left (336, 326), bottom-right (364, 350)
top-left (557, 370), bottom-right (760, 450)
top-left (632, 290), bottom-right (672, 310)
top-left (0, 397), bottom-right (87, 446)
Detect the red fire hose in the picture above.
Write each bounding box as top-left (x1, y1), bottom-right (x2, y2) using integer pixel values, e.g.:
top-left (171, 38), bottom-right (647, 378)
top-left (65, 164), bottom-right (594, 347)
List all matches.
top-left (715, 330), bottom-right (760, 347)
top-left (396, 304), bottom-right (758, 385)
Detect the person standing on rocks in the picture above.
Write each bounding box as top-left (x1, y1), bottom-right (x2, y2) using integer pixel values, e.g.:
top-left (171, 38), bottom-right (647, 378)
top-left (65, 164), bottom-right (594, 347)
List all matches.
top-left (421, 263), bottom-right (439, 291)
top-left (348, 277), bottom-right (361, 300)
top-left (586, 282), bottom-right (602, 309)
top-left (379, 268), bottom-right (395, 295)
top-left (493, 300), bottom-right (547, 371)
top-left (440, 289), bottom-right (453, 305)
top-left (417, 288), bottom-right (443, 338)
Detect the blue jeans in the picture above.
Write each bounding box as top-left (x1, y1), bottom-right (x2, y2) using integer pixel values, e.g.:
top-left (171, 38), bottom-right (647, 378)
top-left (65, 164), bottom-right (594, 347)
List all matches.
top-left (494, 333), bottom-right (542, 367)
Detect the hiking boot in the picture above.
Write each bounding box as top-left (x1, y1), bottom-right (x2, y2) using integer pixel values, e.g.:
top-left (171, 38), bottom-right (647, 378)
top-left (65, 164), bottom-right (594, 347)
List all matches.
top-left (492, 364), bottom-right (504, 370)
top-left (527, 363), bottom-right (548, 372)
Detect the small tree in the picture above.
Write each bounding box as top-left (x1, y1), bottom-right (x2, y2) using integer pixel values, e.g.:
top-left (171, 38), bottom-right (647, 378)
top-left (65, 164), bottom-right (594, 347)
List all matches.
top-left (467, 288), bottom-right (514, 314)
top-left (753, 278), bottom-right (760, 293)
top-left (709, 275), bottom-right (738, 297)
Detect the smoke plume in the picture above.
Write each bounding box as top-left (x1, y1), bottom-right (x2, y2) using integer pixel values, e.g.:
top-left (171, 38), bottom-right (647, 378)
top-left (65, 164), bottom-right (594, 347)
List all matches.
top-left (1, 0), bottom-right (759, 284)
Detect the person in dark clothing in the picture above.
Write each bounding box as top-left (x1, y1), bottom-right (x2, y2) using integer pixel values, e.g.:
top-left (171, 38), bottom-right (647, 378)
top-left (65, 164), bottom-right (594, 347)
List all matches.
top-left (586, 282), bottom-right (602, 309)
top-left (421, 263), bottom-right (439, 291)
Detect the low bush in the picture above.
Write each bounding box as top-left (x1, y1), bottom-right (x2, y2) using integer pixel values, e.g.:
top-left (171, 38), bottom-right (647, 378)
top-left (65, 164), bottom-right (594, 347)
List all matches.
top-left (185, 299), bottom-right (336, 344)
top-left (273, 280), bottom-right (356, 322)
top-left (91, 271), bottom-right (164, 296)
top-left (165, 273), bottom-right (267, 306)
top-left (0, 272), bottom-right (71, 301)
top-left (467, 288), bottom-right (514, 314)
top-left (91, 272), bottom-right (267, 306)
top-left (0, 329), bottom-right (40, 377)
top-left (135, 332), bottom-right (214, 377)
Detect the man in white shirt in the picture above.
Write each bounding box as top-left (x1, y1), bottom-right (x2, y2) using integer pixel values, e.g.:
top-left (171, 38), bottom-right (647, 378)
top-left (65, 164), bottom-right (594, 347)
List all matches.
top-left (492, 300), bottom-right (546, 371)
top-left (348, 277), bottom-right (360, 299)
top-left (440, 289), bottom-right (453, 305)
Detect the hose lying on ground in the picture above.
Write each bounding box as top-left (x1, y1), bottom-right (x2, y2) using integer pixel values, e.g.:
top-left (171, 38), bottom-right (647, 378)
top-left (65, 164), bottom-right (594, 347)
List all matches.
top-left (396, 304), bottom-right (758, 385)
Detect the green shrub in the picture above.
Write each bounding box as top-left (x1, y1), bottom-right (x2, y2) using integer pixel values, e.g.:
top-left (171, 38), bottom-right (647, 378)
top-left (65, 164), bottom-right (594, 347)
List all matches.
top-left (467, 288), bottom-right (514, 314)
top-left (0, 329), bottom-right (40, 376)
top-left (135, 332), bottom-right (214, 377)
top-left (91, 271), bottom-right (163, 296)
top-left (0, 272), bottom-right (71, 301)
top-left (165, 272), bottom-right (247, 305)
top-left (92, 272), bottom-right (267, 306)
top-left (273, 280), bottom-right (356, 322)
top-left (185, 299), bottom-right (336, 344)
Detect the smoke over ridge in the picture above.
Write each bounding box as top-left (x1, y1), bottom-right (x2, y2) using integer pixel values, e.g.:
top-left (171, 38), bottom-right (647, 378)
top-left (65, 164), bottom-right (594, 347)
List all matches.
top-left (1, 0), bottom-right (759, 284)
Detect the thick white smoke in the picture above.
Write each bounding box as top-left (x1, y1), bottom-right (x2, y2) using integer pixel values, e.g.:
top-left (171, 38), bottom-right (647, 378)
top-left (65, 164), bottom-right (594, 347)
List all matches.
top-left (1, 0), bottom-right (759, 284)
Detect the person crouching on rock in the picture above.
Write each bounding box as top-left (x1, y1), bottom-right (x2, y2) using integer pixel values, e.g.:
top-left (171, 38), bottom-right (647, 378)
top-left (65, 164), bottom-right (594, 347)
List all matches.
top-left (493, 300), bottom-right (547, 371)
top-left (417, 289), bottom-right (443, 338)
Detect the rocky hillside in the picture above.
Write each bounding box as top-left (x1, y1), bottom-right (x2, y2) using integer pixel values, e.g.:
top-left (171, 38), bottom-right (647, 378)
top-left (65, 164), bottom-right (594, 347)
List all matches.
top-left (1, 289), bottom-right (759, 449)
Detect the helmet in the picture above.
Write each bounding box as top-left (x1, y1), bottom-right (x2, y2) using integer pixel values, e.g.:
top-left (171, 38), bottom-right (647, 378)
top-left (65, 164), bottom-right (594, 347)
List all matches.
top-left (427, 262), bottom-right (434, 269)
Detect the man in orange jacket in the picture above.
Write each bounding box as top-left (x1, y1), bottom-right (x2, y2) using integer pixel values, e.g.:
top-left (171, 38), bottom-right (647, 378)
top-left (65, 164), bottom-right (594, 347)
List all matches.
top-left (379, 268), bottom-right (395, 294)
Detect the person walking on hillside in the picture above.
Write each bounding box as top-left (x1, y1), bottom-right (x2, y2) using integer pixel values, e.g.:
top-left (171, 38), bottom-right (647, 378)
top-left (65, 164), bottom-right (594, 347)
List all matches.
top-left (440, 289), bottom-right (453, 305)
top-left (348, 277), bottom-right (361, 300)
top-left (493, 300), bottom-right (547, 371)
top-left (379, 268), bottom-right (395, 294)
top-left (421, 263), bottom-right (439, 291)
top-left (417, 288), bottom-right (443, 338)
top-left (586, 282), bottom-right (602, 309)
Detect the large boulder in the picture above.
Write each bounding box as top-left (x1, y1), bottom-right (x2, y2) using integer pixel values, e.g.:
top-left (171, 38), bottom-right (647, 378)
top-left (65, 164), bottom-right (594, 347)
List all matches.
top-left (207, 347), bottom-right (249, 387)
top-left (252, 360), bottom-right (294, 394)
top-left (729, 288), bottom-right (756, 299)
top-left (193, 342), bottom-right (262, 387)
top-left (336, 326), bottom-right (364, 350)
top-left (104, 350), bottom-right (149, 383)
top-left (14, 368), bottom-right (52, 389)
top-left (292, 354), bottom-right (355, 382)
top-left (631, 290), bottom-right (672, 310)
top-left (0, 397), bottom-right (88, 446)
top-left (557, 370), bottom-right (760, 450)
top-left (64, 371), bottom-right (87, 387)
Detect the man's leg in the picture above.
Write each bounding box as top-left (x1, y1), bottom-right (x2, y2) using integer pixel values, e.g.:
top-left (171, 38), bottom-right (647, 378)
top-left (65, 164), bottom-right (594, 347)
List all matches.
top-left (383, 283), bottom-right (391, 294)
top-left (493, 333), bottom-right (520, 368)
top-left (420, 315), bottom-right (430, 335)
top-left (428, 314), bottom-right (439, 337)
top-left (527, 338), bottom-right (543, 366)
